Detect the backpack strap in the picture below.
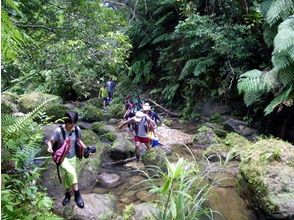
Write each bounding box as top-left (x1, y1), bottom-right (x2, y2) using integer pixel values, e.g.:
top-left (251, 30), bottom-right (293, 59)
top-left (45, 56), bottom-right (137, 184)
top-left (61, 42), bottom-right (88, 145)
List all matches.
top-left (56, 125), bottom-right (66, 184)
top-left (59, 125), bottom-right (66, 140)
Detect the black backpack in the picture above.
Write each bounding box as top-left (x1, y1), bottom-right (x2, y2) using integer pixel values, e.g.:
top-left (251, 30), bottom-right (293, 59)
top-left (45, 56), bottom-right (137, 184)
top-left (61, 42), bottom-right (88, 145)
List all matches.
top-left (52, 125), bottom-right (83, 183)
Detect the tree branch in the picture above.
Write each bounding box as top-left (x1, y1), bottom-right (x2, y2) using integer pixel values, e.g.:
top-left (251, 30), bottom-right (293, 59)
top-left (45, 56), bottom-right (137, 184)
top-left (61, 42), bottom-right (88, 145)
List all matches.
top-left (15, 23), bottom-right (57, 33)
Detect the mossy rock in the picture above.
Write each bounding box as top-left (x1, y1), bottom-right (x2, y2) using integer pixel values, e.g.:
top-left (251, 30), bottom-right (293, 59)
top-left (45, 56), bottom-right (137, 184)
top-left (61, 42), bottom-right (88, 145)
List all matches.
top-left (142, 148), bottom-right (167, 172)
top-left (1, 92), bottom-right (19, 113)
top-left (108, 102), bottom-right (124, 119)
top-left (45, 104), bottom-right (69, 122)
top-left (85, 97), bottom-right (103, 108)
top-left (204, 133), bottom-right (250, 161)
top-left (18, 92), bottom-right (61, 113)
top-left (100, 131), bottom-right (116, 142)
top-left (193, 125), bottom-right (220, 146)
top-left (81, 129), bottom-right (101, 146)
top-left (79, 105), bottom-right (104, 122)
top-left (92, 122), bottom-right (108, 135)
top-left (239, 139), bottom-right (294, 218)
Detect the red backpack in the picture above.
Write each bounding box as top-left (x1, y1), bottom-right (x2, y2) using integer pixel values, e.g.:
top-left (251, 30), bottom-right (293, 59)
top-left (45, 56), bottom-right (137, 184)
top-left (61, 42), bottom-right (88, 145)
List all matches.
top-left (52, 125), bottom-right (84, 183)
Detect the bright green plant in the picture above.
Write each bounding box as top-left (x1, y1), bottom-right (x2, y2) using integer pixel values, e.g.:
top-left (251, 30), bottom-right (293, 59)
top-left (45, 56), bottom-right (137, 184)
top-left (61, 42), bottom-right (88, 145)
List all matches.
top-left (123, 203), bottom-right (135, 220)
top-left (142, 155), bottom-right (213, 220)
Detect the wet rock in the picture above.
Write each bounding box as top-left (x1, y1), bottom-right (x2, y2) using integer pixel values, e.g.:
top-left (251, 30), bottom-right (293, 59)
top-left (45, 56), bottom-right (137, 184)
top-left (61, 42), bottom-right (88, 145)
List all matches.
top-left (193, 125), bottom-right (220, 148)
top-left (156, 126), bottom-right (193, 147)
top-left (131, 203), bottom-right (159, 220)
top-left (109, 133), bottom-right (135, 160)
top-left (54, 193), bottom-right (116, 220)
top-left (239, 139), bottom-right (294, 219)
top-left (97, 173), bottom-right (121, 188)
top-left (223, 119), bottom-right (258, 141)
top-left (78, 121), bottom-right (92, 130)
top-left (208, 187), bottom-right (258, 220)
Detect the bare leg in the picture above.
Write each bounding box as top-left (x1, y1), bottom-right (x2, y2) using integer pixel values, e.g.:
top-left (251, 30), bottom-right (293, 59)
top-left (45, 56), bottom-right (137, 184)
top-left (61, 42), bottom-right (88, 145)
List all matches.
top-left (135, 141), bottom-right (140, 162)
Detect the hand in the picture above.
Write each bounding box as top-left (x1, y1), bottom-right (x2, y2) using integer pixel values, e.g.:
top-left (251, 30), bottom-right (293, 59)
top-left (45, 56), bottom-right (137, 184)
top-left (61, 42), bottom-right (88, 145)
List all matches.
top-left (47, 146), bottom-right (53, 154)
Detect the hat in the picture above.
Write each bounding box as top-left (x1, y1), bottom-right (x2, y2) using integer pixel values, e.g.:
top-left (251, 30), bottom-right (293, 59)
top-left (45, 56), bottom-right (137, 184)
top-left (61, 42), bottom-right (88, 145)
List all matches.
top-left (134, 111), bottom-right (146, 122)
top-left (142, 103), bottom-right (151, 111)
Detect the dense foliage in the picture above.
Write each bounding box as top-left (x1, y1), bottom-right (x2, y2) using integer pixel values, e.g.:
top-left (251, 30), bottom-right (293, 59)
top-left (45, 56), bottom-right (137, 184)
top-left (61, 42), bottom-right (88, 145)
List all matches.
top-left (2, 0), bottom-right (131, 99)
top-left (1, 99), bottom-right (59, 219)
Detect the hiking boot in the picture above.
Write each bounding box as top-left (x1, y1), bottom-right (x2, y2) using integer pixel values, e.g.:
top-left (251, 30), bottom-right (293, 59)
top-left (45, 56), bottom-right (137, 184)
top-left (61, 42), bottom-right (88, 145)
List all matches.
top-left (62, 192), bottom-right (71, 206)
top-left (74, 190), bottom-right (84, 208)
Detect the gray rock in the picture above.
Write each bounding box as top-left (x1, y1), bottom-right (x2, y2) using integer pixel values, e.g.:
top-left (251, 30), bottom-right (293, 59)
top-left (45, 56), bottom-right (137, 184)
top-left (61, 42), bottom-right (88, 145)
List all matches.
top-left (54, 193), bottom-right (116, 220)
top-left (131, 203), bottom-right (159, 220)
top-left (97, 173), bottom-right (121, 188)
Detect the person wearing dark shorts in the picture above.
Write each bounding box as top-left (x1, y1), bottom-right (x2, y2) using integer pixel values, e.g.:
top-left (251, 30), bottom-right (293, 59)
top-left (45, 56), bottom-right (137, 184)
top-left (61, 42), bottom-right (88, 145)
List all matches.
top-left (118, 111), bottom-right (155, 161)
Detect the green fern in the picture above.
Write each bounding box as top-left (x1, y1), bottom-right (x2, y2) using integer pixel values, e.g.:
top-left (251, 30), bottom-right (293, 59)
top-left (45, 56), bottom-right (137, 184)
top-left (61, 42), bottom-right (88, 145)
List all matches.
top-left (266, 0), bottom-right (294, 26)
top-left (1, 98), bottom-right (56, 144)
top-left (238, 1), bottom-right (294, 114)
top-left (264, 86), bottom-right (293, 115)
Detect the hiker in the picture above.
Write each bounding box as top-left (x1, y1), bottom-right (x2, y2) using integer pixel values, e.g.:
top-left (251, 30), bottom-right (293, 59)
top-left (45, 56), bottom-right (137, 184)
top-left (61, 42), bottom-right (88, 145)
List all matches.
top-left (134, 95), bottom-right (144, 111)
top-left (123, 96), bottom-right (136, 131)
top-left (106, 78), bottom-right (116, 100)
top-left (118, 111), bottom-right (156, 161)
top-left (47, 111), bottom-right (87, 208)
top-left (142, 103), bottom-right (161, 126)
top-left (99, 84), bottom-right (109, 109)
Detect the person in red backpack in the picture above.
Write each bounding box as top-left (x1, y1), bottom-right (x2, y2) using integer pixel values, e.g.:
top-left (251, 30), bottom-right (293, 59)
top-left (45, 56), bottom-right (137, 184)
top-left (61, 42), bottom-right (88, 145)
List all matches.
top-left (47, 111), bottom-right (87, 208)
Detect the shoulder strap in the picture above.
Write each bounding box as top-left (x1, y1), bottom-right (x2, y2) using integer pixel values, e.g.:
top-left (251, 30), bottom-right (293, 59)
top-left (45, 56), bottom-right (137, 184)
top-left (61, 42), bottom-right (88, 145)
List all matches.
top-left (59, 125), bottom-right (66, 140)
top-left (74, 126), bottom-right (79, 139)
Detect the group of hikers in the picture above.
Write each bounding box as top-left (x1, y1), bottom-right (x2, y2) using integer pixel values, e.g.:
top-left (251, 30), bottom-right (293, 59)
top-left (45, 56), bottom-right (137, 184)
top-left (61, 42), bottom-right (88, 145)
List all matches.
top-left (120, 95), bottom-right (162, 161)
top-left (98, 78), bottom-right (116, 109)
top-left (46, 80), bottom-right (162, 209)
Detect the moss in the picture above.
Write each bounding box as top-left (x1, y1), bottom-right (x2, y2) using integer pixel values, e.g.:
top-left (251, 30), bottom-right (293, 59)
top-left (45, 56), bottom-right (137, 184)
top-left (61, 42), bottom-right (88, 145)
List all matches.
top-left (193, 125), bottom-right (220, 146)
top-left (100, 132), bottom-right (116, 142)
top-left (79, 105), bottom-right (104, 122)
top-left (239, 138), bottom-right (294, 215)
top-left (81, 129), bottom-right (101, 146)
top-left (45, 104), bottom-right (69, 122)
top-left (142, 148), bottom-right (167, 172)
top-left (108, 102), bottom-right (124, 119)
top-left (92, 122), bottom-right (108, 135)
top-left (86, 97), bottom-right (103, 108)
top-left (18, 92), bottom-right (61, 113)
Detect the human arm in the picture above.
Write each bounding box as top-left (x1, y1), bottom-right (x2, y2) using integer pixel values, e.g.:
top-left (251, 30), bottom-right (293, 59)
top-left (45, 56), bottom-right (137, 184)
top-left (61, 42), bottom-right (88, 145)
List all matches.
top-left (118, 118), bottom-right (134, 129)
top-left (47, 139), bottom-right (54, 153)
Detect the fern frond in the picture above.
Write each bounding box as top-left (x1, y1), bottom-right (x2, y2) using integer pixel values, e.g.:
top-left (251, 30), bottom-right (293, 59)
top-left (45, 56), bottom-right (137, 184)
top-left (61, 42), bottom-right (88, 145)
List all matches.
top-left (264, 86), bottom-right (293, 115)
top-left (272, 50), bottom-right (294, 70)
top-left (266, 0), bottom-right (294, 26)
top-left (277, 64), bottom-right (294, 86)
top-left (273, 16), bottom-right (294, 53)
top-left (237, 69), bottom-right (273, 106)
top-left (1, 98), bottom-right (56, 140)
top-left (180, 59), bottom-right (198, 80)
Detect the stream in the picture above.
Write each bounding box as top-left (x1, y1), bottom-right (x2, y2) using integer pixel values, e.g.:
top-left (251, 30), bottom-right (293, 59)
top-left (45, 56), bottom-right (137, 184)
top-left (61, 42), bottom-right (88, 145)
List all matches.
top-left (40, 119), bottom-right (262, 220)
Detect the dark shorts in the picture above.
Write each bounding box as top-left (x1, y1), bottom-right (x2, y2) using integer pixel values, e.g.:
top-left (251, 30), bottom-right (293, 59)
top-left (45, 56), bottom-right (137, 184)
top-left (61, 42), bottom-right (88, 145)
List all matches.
top-left (134, 136), bottom-right (150, 143)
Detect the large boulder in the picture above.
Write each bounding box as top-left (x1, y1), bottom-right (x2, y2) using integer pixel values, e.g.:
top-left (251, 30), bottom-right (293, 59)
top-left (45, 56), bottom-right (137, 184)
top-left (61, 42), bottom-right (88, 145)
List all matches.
top-left (156, 125), bottom-right (193, 147)
top-left (18, 92), bottom-right (61, 113)
top-left (54, 193), bottom-right (116, 220)
top-left (109, 132), bottom-right (135, 160)
top-left (239, 139), bottom-right (294, 219)
top-left (40, 127), bottom-right (103, 194)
